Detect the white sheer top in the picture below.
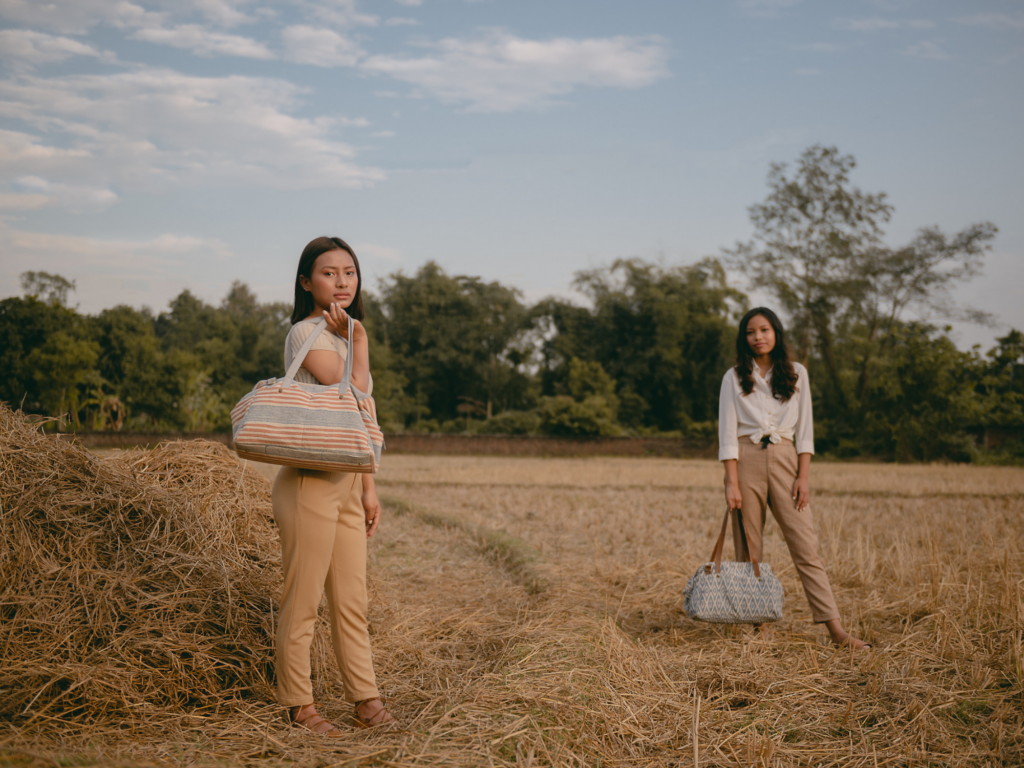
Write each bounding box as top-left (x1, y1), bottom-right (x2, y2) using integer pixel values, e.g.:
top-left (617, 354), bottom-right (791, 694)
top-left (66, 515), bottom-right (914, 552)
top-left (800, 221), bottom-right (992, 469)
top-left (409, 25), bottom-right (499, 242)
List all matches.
top-left (284, 318), bottom-right (373, 395)
top-left (718, 362), bottom-right (813, 461)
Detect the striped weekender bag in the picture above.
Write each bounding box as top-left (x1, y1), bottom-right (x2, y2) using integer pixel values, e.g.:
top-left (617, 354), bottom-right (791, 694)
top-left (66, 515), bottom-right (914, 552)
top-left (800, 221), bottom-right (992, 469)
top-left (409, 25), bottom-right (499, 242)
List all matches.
top-left (682, 507), bottom-right (784, 624)
top-left (230, 315), bottom-right (384, 473)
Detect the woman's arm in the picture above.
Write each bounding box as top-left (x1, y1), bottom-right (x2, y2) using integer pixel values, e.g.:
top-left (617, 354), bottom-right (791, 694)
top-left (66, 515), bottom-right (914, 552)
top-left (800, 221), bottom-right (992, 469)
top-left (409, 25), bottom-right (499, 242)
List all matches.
top-left (792, 452), bottom-right (811, 511)
top-left (792, 365), bottom-right (813, 511)
top-left (719, 372), bottom-right (743, 509)
top-left (361, 474), bottom-right (382, 538)
top-left (723, 459), bottom-right (742, 510)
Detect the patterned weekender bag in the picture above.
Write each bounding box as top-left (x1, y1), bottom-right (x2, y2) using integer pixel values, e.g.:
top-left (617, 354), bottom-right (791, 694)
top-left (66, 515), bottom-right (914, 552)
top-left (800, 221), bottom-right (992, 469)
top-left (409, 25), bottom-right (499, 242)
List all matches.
top-left (230, 315), bottom-right (384, 473)
top-left (683, 507), bottom-right (784, 624)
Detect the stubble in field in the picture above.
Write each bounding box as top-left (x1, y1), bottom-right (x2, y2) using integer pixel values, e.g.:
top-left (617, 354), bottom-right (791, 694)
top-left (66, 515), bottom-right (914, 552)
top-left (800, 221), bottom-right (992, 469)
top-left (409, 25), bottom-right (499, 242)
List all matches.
top-left (3, 446), bottom-right (1022, 767)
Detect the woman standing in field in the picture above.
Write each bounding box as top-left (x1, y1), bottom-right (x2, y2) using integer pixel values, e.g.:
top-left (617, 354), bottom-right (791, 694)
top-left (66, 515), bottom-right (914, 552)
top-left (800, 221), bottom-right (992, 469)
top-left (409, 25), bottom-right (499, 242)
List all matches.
top-left (272, 236), bottom-right (395, 734)
top-left (719, 307), bottom-right (870, 649)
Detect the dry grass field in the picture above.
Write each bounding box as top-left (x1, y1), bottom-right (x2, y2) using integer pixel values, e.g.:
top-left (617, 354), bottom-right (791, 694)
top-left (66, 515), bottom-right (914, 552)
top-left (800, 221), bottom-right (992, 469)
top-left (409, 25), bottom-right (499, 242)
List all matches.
top-left (2, 429), bottom-right (1022, 767)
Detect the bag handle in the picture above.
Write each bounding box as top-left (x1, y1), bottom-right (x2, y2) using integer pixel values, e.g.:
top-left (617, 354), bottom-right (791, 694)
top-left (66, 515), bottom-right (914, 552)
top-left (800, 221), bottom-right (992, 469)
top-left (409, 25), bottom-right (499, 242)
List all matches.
top-left (283, 315), bottom-right (356, 401)
top-left (707, 507), bottom-right (761, 578)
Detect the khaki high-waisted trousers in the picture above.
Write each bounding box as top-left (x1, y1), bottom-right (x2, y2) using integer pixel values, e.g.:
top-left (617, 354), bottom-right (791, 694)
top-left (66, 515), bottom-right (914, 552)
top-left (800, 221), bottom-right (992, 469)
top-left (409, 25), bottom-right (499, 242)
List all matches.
top-left (732, 438), bottom-right (840, 623)
top-left (272, 467), bottom-right (379, 707)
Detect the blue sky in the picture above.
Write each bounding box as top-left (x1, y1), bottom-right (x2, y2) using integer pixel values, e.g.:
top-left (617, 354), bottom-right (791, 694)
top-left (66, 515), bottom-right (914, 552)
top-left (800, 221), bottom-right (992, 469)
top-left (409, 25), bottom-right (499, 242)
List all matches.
top-left (1, 0), bottom-right (1021, 350)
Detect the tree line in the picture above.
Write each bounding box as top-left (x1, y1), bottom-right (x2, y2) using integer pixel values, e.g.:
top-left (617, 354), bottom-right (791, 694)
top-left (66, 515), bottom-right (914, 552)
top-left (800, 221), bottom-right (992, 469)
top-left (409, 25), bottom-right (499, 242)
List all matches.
top-left (2, 146), bottom-right (1022, 462)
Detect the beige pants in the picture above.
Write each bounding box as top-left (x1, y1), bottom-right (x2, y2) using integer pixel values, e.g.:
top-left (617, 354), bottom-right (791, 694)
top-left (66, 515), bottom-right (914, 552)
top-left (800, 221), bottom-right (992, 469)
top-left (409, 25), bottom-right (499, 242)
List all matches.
top-left (732, 438), bottom-right (840, 623)
top-left (272, 467), bottom-right (379, 706)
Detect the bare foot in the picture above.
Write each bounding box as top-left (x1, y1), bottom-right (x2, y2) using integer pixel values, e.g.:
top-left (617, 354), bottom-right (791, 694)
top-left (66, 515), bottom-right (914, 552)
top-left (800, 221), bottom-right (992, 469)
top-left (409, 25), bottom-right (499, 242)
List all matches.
top-left (825, 619), bottom-right (871, 650)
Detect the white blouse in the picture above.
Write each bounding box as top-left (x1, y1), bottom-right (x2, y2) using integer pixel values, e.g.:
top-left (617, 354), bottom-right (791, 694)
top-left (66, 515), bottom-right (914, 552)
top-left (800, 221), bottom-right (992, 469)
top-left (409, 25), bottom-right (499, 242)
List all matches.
top-left (284, 319), bottom-right (373, 395)
top-left (718, 362), bottom-right (813, 461)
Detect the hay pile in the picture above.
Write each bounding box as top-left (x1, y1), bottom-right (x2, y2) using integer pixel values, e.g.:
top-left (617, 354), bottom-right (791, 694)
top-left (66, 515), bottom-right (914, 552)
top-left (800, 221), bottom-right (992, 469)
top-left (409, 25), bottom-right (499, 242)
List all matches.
top-left (0, 403), bottom-right (281, 724)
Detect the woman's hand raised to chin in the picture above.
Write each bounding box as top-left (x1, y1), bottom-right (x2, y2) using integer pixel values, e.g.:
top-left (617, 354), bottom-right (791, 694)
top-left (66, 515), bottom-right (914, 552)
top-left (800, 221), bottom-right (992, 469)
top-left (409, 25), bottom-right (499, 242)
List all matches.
top-left (322, 300), bottom-right (370, 392)
top-left (322, 301), bottom-right (365, 341)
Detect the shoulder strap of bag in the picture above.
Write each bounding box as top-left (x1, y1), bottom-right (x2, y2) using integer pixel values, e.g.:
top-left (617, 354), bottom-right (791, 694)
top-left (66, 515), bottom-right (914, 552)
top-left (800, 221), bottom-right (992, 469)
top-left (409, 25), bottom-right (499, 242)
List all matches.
top-left (284, 318), bottom-right (329, 380)
top-left (709, 507), bottom-right (761, 578)
top-left (284, 316), bottom-right (355, 401)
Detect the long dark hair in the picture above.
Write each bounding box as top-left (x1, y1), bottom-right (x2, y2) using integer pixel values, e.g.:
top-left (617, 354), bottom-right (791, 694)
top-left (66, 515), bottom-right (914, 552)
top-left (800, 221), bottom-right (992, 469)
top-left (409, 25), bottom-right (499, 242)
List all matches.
top-left (735, 307), bottom-right (798, 402)
top-left (290, 236), bottom-right (364, 325)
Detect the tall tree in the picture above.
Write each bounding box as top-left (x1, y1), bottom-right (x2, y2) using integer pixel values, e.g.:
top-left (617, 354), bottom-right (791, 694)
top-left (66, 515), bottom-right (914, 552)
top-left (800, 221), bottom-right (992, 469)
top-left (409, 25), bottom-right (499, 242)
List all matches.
top-left (378, 262), bottom-right (530, 424)
top-left (20, 271), bottom-right (76, 307)
top-left (725, 145), bottom-right (892, 409)
top-left (534, 258), bottom-right (742, 433)
top-left (729, 145), bottom-right (996, 419)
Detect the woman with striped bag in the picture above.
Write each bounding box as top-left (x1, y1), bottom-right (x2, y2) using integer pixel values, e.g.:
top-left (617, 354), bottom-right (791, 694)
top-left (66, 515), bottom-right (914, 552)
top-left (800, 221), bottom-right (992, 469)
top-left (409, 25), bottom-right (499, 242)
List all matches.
top-left (240, 236), bottom-right (395, 734)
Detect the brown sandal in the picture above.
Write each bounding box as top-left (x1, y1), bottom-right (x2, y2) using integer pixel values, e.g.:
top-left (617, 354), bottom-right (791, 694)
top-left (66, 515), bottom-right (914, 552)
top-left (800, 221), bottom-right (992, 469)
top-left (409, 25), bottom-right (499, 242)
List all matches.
top-left (290, 704), bottom-right (343, 737)
top-left (353, 698), bottom-right (396, 729)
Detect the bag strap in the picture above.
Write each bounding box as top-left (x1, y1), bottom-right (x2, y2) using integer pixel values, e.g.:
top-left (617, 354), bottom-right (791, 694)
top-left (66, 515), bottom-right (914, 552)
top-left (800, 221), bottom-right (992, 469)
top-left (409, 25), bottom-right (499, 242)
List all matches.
top-left (284, 316), bottom-right (356, 401)
top-left (708, 507), bottom-right (761, 578)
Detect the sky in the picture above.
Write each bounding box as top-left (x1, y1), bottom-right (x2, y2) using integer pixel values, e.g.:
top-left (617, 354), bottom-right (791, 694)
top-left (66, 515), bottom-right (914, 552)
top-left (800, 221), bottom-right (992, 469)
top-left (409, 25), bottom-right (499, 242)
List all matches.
top-left (0, 0), bottom-right (1022, 351)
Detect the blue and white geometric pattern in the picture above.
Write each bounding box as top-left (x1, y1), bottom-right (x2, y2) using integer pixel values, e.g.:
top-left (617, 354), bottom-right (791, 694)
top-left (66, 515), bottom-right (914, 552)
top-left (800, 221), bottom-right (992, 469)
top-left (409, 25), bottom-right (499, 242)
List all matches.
top-left (683, 561), bottom-right (784, 624)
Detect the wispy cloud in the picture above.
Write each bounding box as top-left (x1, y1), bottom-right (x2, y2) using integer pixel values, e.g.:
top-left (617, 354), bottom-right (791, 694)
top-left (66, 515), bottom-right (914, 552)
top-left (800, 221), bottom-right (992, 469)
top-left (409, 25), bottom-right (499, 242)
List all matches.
top-left (902, 40), bottom-right (950, 60)
top-left (0, 223), bottom-right (237, 314)
top-left (361, 31), bottom-right (670, 112)
top-left (735, 0), bottom-right (804, 18)
top-left (385, 17), bottom-right (420, 27)
top-left (0, 29), bottom-right (116, 67)
top-left (834, 17), bottom-right (935, 32)
top-left (793, 42), bottom-right (845, 53)
top-left (293, 0), bottom-right (379, 28)
top-left (0, 192), bottom-right (50, 211)
top-left (9, 176), bottom-right (119, 212)
top-left (952, 13), bottom-right (1024, 31)
top-left (281, 25), bottom-right (364, 66)
top-left (132, 24), bottom-right (275, 59)
top-left (0, 69), bottom-right (385, 200)
top-left (0, 0), bottom-right (167, 35)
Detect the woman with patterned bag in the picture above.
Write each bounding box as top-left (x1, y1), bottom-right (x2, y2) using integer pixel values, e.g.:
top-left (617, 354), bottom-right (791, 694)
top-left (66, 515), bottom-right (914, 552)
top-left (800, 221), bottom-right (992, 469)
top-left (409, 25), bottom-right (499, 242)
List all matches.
top-left (271, 236), bottom-right (395, 734)
top-left (717, 307), bottom-right (870, 650)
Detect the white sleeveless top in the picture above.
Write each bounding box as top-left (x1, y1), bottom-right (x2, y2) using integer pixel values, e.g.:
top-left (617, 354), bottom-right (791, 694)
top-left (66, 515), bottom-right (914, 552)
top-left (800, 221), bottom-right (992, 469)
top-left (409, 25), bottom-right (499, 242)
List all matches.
top-left (284, 318), bottom-right (373, 395)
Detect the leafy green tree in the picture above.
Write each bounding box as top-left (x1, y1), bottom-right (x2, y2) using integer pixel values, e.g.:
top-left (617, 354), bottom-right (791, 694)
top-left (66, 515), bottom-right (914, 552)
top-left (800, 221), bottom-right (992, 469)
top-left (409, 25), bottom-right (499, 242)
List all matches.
top-left (362, 293), bottom-right (415, 432)
top-left (977, 330), bottom-right (1024, 426)
top-left (535, 357), bottom-right (621, 437)
top-left (726, 145), bottom-right (893, 410)
top-left (20, 271), bottom-right (76, 307)
top-left (89, 305), bottom-right (172, 428)
top-left (859, 323), bottom-right (986, 461)
top-left (729, 145), bottom-right (997, 456)
top-left (0, 296), bottom-right (96, 423)
top-left (536, 396), bottom-right (620, 437)
top-left (533, 258), bottom-right (741, 433)
top-left (377, 262), bottom-right (531, 425)
top-left (24, 331), bottom-right (99, 428)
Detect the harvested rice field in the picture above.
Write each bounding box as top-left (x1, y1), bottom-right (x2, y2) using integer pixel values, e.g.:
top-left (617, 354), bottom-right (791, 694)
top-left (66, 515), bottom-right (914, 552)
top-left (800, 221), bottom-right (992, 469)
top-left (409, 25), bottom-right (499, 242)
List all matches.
top-left (2, 410), bottom-right (1022, 767)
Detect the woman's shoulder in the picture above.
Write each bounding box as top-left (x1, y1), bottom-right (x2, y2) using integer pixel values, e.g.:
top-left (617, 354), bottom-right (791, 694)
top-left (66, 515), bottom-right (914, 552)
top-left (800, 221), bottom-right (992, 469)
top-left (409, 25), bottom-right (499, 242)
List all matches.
top-left (722, 366), bottom-right (740, 384)
top-left (791, 360), bottom-right (809, 378)
top-left (287, 318), bottom-right (345, 355)
top-left (285, 318), bottom-right (315, 346)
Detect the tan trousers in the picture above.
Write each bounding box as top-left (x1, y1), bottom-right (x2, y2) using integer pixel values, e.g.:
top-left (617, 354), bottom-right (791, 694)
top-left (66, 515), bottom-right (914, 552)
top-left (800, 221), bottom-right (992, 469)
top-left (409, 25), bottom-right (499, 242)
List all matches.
top-left (732, 438), bottom-right (840, 623)
top-left (272, 467), bottom-right (379, 706)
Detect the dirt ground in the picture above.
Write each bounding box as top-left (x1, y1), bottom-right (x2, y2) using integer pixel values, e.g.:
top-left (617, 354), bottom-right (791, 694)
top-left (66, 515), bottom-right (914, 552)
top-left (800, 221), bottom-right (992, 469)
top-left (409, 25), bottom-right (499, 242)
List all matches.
top-left (3, 454), bottom-right (1022, 767)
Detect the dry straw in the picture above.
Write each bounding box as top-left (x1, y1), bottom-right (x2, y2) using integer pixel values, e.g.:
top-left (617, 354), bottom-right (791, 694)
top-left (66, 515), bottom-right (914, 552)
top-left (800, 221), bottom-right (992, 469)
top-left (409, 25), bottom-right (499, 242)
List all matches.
top-left (0, 403), bottom-right (284, 724)
top-left (2, 403), bottom-right (1023, 767)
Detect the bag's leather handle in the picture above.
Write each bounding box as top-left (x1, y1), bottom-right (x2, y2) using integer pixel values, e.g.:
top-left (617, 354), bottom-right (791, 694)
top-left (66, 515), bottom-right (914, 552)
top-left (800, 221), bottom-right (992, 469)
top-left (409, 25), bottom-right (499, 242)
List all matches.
top-left (283, 315), bottom-right (358, 401)
top-left (708, 507), bottom-right (761, 578)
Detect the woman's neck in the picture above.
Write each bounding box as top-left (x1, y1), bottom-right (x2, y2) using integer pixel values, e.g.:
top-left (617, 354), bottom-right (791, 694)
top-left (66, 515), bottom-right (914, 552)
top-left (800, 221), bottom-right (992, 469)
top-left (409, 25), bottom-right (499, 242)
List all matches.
top-left (754, 355), bottom-right (772, 378)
